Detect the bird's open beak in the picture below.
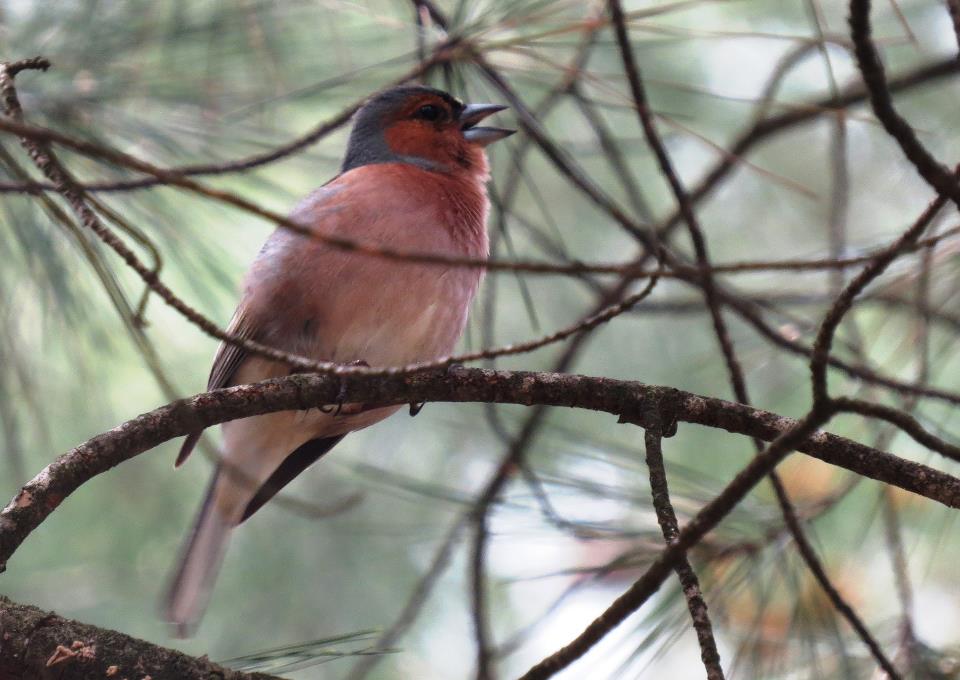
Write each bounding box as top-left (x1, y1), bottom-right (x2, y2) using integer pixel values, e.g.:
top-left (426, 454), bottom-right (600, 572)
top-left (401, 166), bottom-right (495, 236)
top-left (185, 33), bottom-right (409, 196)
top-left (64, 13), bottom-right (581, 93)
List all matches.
top-left (460, 103), bottom-right (515, 146)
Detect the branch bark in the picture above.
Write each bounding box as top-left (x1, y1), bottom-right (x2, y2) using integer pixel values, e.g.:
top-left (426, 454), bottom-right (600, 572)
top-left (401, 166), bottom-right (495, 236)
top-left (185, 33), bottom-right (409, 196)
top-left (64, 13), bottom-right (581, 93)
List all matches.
top-left (3, 367), bottom-right (960, 573)
top-left (0, 596), bottom-right (280, 680)
top-left (643, 421), bottom-right (724, 680)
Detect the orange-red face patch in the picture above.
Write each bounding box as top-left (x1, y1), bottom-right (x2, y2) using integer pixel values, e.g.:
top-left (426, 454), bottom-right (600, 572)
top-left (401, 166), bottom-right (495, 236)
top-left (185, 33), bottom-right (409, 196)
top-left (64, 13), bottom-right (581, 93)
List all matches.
top-left (382, 95), bottom-right (481, 170)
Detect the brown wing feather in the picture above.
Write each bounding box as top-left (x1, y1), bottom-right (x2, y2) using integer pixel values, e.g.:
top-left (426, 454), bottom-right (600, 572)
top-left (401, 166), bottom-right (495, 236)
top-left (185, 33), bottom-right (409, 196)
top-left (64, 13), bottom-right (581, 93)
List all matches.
top-left (206, 309), bottom-right (259, 392)
top-left (239, 435), bottom-right (345, 522)
top-left (175, 309), bottom-right (259, 467)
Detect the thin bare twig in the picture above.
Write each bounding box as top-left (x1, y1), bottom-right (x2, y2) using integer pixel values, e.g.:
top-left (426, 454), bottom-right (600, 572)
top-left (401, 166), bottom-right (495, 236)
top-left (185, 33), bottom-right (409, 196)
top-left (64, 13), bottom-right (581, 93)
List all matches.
top-left (0, 52), bottom-right (451, 193)
top-left (608, 1), bottom-right (726, 673)
top-left (608, 3), bottom-right (898, 677)
top-left (643, 418), bottom-right (724, 680)
top-left (810, 190), bottom-right (948, 405)
top-left (848, 0), bottom-right (960, 207)
top-left (517, 411), bottom-right (832, 680)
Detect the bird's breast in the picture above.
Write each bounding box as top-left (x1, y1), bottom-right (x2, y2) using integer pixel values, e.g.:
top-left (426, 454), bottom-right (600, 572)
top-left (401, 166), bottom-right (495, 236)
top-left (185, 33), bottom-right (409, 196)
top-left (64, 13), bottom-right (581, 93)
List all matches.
top-left (253, 164), bottom-right (489, 368)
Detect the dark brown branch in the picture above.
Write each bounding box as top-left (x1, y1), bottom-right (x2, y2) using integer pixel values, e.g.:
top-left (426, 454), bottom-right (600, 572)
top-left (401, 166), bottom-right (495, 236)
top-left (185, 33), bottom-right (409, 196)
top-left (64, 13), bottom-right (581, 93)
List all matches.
top-left (5, 368), bottom-right (960, 572)
top-left (768, 472), bottom-right (901, 678)
top-left (517, 410), bottom-right (831, 680)
top-left (809, 176), bottom-right (948, 405)
top-left (948, 0), bottom-right (960, 51)
top-left (456, 56), bottom-right (960, 413)
top-left (0, 114), bottom-right (637, 278)
top-left (0, 64), bottom-right (662, 397)
top-left (3, 56), bottom-right (50, 78)
top-left (0, 596), bottom-right (281, 680)
top-left (608, 3), bottom-right (726, 674)
top-left (608, 4), bottom-right (896, 675)
top-left (677, 55), bottom-right (960, 235)
top-left (9, 90), bottom-right (953, 415)
top-left (467, 287), bottom-right (648, 677)
top-left (465, 273), bottom-right (655, 680)
top-left (713, 283), bottom-right (960, 407)
top-left (849, 0), bottom-right (960, 208)
top-left (643, 420), bottom-right (724, 680)
top-left (834, 396), bottom-right (960, 463)
top-left (0, 52), bottom-right (449, 193)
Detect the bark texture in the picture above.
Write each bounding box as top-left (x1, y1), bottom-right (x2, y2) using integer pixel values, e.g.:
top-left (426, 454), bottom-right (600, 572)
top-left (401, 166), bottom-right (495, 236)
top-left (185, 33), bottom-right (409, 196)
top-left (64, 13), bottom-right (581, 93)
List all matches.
top-left (3, 367), bottom-right (959, 574)
top-left (0, 596), bottom-right (280, 680)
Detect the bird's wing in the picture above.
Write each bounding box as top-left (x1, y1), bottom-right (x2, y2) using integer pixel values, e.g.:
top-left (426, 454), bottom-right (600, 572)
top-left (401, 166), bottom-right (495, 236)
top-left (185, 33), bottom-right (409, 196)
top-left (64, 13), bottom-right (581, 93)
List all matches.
top-left (239, 434), bottom-right (345, 522)
top-left (175, 309), bottom-right (259, 467)
top-left (207, 308), bottom-right (259, 393)
top-left (175, 180), bottom-right (360, 469)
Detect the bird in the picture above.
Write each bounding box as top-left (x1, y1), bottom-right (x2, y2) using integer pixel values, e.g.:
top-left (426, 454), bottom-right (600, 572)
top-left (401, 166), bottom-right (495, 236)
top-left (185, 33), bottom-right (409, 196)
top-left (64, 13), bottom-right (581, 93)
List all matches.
top-left (163, 85), bottom-right (513, 636)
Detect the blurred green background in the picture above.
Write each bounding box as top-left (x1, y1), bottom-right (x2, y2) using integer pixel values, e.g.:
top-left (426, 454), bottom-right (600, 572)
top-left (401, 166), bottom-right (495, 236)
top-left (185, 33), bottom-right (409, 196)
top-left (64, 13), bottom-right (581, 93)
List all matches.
top-left (3, 0), bottom-right (960, 678)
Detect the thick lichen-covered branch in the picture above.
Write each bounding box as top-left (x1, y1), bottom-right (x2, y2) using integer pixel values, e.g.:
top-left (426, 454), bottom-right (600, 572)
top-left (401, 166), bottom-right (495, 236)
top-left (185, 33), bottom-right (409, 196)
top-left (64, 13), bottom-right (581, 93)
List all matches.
top-left (0, 596), bottom-right (281, 680)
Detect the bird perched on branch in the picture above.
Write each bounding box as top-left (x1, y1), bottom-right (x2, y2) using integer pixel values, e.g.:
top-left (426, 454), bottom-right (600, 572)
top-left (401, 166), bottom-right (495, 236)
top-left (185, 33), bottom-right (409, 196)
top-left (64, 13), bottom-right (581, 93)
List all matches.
top-left (163, 85), bottom-right (513, 636)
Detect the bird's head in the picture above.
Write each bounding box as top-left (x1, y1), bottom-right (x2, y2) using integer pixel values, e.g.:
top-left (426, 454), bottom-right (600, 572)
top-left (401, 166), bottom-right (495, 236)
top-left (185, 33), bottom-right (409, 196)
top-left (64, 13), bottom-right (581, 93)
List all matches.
top-left (341, 85), bottom-right (514, 176)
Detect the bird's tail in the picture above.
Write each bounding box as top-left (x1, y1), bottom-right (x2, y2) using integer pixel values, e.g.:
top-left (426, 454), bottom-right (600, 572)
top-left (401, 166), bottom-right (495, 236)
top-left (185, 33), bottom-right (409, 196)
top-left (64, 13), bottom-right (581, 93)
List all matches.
top-left (162, 471), bottom-right (233, 638)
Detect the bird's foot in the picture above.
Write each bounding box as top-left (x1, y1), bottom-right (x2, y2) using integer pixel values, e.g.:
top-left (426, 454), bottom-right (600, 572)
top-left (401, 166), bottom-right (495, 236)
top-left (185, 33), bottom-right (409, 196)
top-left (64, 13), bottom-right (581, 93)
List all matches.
top-left (409, 401), bottom-right (426, 417)
top-left (320, 359), bottom-right (369, 416)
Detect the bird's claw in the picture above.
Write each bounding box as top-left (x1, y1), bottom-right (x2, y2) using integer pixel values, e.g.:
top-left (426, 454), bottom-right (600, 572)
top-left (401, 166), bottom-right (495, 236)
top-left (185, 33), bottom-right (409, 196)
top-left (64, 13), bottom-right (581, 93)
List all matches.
top-left (321, 359), bottom-right (369, 416)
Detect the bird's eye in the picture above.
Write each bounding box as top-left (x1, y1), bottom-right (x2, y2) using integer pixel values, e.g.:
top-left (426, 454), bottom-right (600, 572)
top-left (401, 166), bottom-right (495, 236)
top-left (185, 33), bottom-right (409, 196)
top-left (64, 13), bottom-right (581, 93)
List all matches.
top-left (414, 104), bottom-right (443, 121)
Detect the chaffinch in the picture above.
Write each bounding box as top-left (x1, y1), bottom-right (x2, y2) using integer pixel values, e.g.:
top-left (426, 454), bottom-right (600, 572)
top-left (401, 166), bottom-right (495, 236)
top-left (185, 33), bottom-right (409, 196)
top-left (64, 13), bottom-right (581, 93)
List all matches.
top-left (164, 85), bottom-right (513, 636)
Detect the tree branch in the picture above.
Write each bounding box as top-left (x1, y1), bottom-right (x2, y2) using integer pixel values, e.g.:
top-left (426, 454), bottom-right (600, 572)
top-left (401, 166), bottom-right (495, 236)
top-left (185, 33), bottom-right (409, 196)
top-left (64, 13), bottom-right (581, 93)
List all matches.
top-left (848, 0), bottom-right (960, 208)
top-left (643, 420), bottom-right (724, 680)
top-left (517, 410), bottom-right (831, 680)
top-left (0, 596), bottom-right (281, 680)
top-left (0, 50), bottom-right (451, 194)
top-left (4, 368), bottom-right (960, 573)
